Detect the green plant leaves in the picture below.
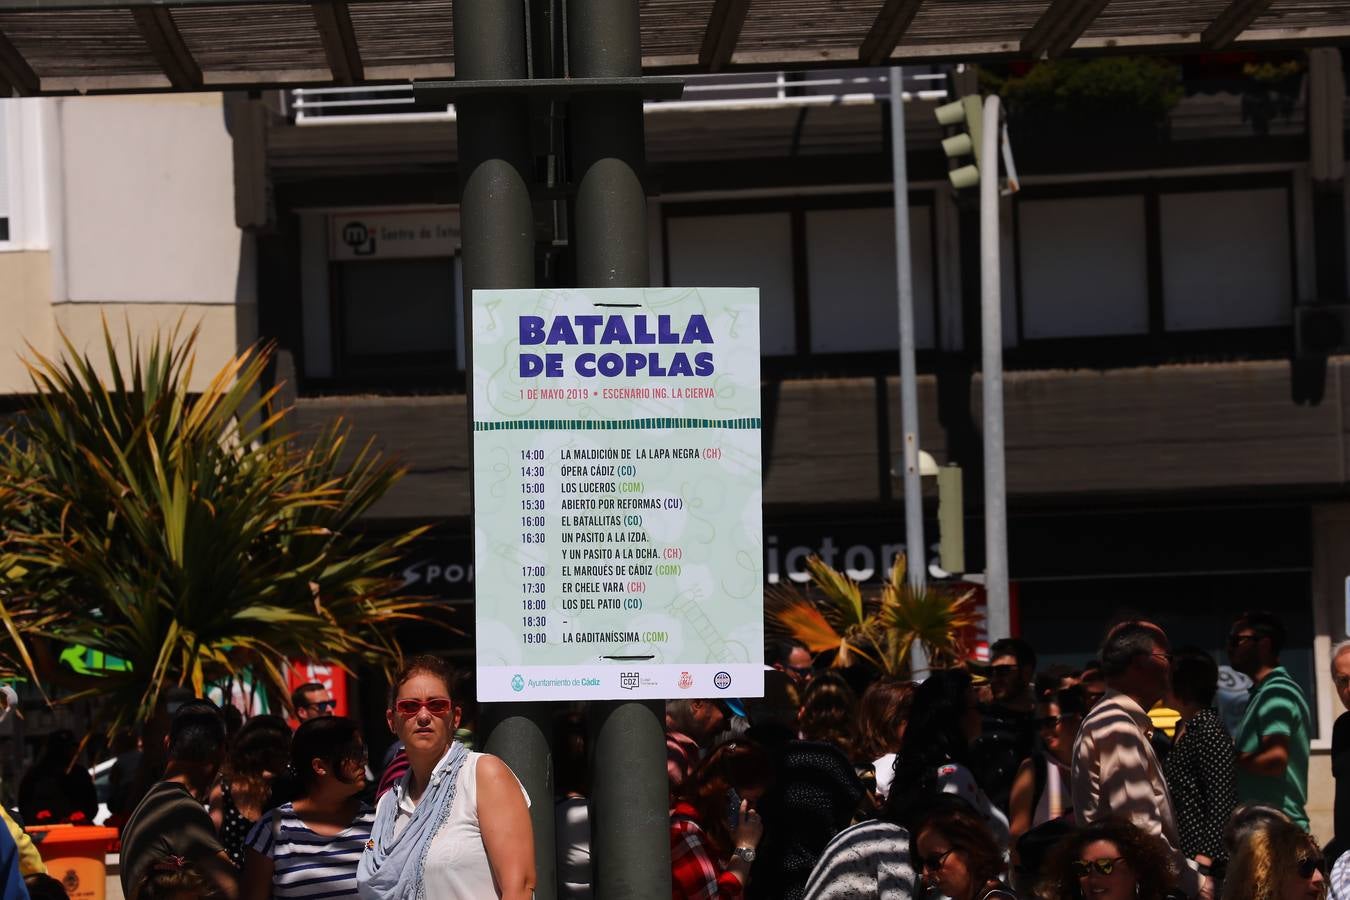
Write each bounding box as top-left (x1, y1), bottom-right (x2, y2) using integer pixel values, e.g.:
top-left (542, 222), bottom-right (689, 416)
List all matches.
top-left (767, 553), bottom-right (981, 677)
top-left (0, 321), bottom-right (451, 728)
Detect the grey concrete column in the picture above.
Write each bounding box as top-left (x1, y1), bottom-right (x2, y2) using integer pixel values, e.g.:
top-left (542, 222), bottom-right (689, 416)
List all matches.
top-left (453, 2), bottom-right (556, 897)
top-left (567, 2), bottom-right (669, 898)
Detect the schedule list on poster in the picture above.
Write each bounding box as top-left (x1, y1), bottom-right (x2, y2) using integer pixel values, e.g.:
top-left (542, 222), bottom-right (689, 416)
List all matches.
top-left (472, 288), bottom-right (765, 702)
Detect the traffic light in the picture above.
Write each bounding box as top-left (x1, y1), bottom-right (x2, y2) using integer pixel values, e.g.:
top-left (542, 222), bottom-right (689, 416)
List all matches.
top-left (934, 95), bottom-right (984, 190)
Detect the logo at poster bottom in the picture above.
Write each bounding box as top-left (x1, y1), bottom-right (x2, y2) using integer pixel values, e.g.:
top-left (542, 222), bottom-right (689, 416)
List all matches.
top-left (713, 671), bottom-right (732, 690)
top-left (678, 672), bottom-right (694, 689)
top-left (510, 674), bottom-right (524, 693)
top-left (619, 672), bottom-right (640, 690)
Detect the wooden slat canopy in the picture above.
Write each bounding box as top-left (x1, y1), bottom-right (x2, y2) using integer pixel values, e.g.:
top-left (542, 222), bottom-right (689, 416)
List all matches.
top-left (1, 0), bottom-right (1348, 95)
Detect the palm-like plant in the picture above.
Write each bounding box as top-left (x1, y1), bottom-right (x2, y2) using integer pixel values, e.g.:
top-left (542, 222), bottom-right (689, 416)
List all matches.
top-left (767, 553), bottom-right (980, 677)
top-left (875, 555), bottom-right (981, 673)
top-left (0, 323), bottom-right (448, 727)
top-left (767, 555), bottom-right (885, 670)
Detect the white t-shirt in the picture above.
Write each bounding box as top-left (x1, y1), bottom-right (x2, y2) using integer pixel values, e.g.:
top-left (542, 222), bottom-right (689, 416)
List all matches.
top-left (378, 750), bottom-right (531, 900)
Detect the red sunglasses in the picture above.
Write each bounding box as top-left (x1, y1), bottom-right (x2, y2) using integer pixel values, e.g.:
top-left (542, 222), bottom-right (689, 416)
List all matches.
top-left (394, 698), bottom-right (452, 718)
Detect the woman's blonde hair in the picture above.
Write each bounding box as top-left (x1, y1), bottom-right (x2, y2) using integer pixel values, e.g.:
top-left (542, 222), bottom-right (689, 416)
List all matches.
top-left (1220, 817), bottom-right (1324, 900)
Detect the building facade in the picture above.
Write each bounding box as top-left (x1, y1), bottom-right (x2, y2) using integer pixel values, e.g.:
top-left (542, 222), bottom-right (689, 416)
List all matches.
top-left (3, 53), bottom-right (1350, 830)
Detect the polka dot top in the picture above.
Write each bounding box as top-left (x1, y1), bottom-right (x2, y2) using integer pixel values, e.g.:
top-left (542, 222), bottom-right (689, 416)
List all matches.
top-left (1162, 706), bottom-right (1237, 862)
top-left (219, 779), bottom-right (257, 868)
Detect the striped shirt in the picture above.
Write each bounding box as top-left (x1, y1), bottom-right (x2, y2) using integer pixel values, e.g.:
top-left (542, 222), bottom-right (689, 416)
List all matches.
top-left (245, 801), bottom-right (375, 899)
top-left (803, 819), bottom-right (916, 900)
top-left (1330, 850), bottom-right (1350, 900)
top-left (1072, 689), bottom-right (1201, 896)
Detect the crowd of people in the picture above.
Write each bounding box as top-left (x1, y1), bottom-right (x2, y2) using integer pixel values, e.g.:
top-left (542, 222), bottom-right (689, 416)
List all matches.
top-left (0, 610), bottom-right (1340, 899)
top-left (662, 611), bottom-right (1335, 900)
top-left (0, 656), bottom-right (534, 900)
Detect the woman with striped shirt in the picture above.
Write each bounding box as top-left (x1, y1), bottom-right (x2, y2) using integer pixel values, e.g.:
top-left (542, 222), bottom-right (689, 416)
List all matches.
top-left (240, 717), bottom-right (375, 899)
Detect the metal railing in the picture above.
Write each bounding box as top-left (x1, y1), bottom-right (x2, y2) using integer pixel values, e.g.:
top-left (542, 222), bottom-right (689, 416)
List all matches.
top-left (288, 68), bottom-right (949, 125)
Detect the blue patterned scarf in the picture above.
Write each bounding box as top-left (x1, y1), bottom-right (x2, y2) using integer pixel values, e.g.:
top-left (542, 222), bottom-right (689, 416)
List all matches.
top-left (358, 741), bottom-right (471, 900)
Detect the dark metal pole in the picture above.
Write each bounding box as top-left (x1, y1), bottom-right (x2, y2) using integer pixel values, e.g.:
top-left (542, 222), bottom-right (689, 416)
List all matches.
top-left (453, 2), bottom-right (557, 898)
top-left (567, 2), bottom-right (669, 898)
top-left (569, 0), bottom-right (649, 287)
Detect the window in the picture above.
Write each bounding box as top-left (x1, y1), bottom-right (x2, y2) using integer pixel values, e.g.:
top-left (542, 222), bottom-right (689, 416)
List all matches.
top-left (1159, 188), bottom-right (1292, 331)
top-left (665, 212), bottom-right (796, 355)
top-left (805, 206), bottom-right (935, 353)
top-left (1018, 195), bottom-right (1150, 339)
top-left (333, 257), bottom-right (458, 382)
top-left (1010, 173), bottom-right (1297, 366)
top-left (663, 197), bottom-right (941, 369)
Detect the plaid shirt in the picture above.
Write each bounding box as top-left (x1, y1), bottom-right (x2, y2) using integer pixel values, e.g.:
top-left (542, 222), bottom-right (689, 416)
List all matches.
top-left (670, 801), bottom-right (744, 900)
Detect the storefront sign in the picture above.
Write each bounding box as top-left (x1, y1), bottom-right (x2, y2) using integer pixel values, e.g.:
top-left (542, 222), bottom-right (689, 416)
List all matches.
top-left (472, 288), bottom-right (764, 702)
top-left (329, 209), bottom-right (458, 261)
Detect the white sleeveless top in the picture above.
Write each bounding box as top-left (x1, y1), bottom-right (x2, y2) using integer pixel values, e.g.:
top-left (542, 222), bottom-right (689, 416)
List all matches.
top-left (382, 750), bottom-right (531, 900)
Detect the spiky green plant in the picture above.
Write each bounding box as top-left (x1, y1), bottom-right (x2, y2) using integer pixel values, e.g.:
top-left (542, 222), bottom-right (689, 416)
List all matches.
top-left (0, 322), bottom-right (448, 727)
top-left (767, 553), bottom-right (980, 676)
top-left (875, 555), bottom-right (980, 673)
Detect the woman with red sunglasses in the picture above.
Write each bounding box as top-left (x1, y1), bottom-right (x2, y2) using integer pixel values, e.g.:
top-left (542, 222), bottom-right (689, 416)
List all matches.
top-left (358, 655), bottom-right (535, 900)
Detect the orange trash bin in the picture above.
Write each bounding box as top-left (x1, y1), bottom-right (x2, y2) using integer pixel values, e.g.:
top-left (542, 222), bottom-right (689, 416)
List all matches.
top-left (29, 825), bottom-right (120, 900)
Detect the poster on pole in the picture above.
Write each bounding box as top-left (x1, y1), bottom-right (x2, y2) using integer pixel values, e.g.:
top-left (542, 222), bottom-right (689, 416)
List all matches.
top-left (472, 288), bottom-right (764, 702)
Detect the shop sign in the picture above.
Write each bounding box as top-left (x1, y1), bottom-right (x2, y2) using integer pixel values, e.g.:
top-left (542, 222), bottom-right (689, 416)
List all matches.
top-left (330, 210), bottom-right (458, 261)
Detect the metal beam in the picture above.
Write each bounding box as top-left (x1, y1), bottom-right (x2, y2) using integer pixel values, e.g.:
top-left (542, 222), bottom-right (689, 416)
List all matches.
top-left (312, 0), bottom-right (363, 84)
top-left (859, 0), bottom-right (923, 67)
top-left (0, 0), bottom-right (299, 9)
top-left (1020, 0), bottom-right (1111, 58)
top-left (698, 0), bottom-right (750, 72)
top-left (131, 6), bottom-right (201, 89)
top-left (0, 29), bottom-right (38, 94)
top-left (1202, 0), bottom-right (1275, 48)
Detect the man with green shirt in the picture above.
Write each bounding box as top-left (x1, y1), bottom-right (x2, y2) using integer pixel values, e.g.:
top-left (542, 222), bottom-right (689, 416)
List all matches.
top-left (1229, 610), bottom-right (1312, 828)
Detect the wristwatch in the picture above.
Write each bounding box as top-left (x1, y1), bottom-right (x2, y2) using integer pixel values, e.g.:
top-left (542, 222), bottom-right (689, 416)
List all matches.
top-left (733, 846), bottom-right (757, 864)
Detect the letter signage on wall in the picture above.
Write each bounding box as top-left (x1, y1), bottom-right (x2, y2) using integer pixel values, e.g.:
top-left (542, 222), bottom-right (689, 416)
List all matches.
top-left (329, 209), bottom-right (459, 261)
top-left (472, 288), bottom-right (764, 701)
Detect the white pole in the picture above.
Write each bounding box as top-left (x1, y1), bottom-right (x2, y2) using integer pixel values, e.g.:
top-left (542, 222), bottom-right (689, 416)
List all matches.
top-left (980, 95), bottom-right (1011, 641)
top-left (889, 67), bottom-right (929, 678)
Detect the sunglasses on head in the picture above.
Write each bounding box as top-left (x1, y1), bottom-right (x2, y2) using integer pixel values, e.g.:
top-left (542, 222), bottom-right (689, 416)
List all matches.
top-left (919, 849), bottom-right (954, 873)
top-left (1297, 855), bottom-right (1323, 879)
top-left (1072, 857), bottom-right (1126, 877)
top-left (394, 697), bottom-right (452, 718)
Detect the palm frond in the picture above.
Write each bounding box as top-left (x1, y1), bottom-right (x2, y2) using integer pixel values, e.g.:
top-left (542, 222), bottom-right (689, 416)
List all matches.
top-left (0, 322), bottom-right (453, 729)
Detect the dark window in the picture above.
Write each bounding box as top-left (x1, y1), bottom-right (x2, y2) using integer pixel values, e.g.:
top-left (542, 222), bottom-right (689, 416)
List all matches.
top-left (331, 257), bottom-right (460, 387)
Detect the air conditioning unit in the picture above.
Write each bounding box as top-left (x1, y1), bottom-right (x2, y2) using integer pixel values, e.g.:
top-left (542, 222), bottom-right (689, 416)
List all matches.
top-left (1295, 303), bottom-right (1350, 356)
